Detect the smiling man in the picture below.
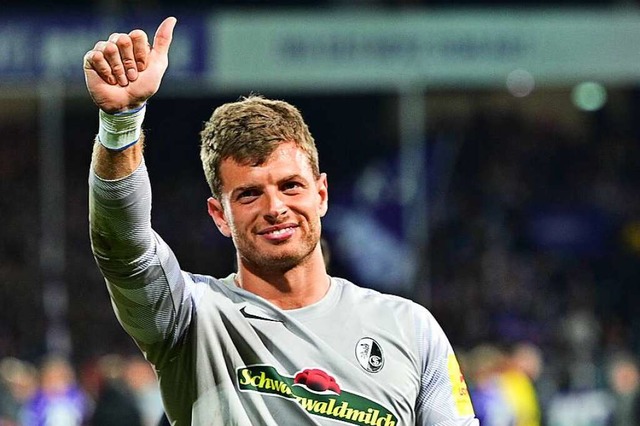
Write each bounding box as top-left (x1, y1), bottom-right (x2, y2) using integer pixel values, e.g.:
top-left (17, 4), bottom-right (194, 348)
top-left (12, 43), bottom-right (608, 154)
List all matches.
top-left (202, 101), bottom-right (330, 310)
top-left (84, 17), bottom-right (477, 425)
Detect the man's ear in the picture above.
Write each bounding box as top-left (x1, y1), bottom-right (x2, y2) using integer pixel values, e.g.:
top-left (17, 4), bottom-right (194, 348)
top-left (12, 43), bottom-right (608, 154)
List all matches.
top-left (207, 197), bottom-right (232, 238)
top-left (317, 173), bottom-right (329, 217)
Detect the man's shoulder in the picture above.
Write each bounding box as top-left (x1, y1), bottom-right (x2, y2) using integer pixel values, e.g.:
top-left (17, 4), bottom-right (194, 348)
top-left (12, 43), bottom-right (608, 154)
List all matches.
top-left (332, 276), bottom-right (427, 314)
top-left (182, 272), bottom-right (244, 301)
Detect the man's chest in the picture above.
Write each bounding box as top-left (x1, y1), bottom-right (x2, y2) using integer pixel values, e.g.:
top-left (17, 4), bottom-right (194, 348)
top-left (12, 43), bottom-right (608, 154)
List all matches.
top-left (197, 303), bottom-right (420, 425)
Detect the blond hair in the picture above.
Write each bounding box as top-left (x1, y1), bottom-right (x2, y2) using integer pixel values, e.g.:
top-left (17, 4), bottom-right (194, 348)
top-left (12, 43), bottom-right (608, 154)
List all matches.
top-left (200, 95), bottom-right (319, 200)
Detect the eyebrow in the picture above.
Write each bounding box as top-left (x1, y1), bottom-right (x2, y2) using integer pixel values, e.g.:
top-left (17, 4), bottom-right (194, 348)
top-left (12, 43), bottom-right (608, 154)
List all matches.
top-left (279, 173), bottom-right (307, 184)
top-left (230, 174), bottom-right (309, 197)
top-left (231, 184), bottom-right (261, 198)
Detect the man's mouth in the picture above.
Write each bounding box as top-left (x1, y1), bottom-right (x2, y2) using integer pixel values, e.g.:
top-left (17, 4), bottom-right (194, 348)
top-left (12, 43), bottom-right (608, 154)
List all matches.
top-left (259, 225), bottom-right (297, 241)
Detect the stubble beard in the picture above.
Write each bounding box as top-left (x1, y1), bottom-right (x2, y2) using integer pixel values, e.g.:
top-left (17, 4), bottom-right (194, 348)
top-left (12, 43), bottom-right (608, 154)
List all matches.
top-left (234, 220), bottom-right (322, 273)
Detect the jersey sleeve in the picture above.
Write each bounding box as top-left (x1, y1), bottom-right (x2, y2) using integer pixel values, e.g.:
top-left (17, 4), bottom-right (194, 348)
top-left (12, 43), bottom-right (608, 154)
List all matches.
top-left (89, 160), bottom-right (194, 367)
top-left (414, 307), bottom-right (478, 425)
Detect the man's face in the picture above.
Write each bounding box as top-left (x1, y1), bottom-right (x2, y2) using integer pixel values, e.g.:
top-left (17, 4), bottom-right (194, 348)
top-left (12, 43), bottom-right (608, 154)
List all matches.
top-left (208, 142), bottom-right (328, 272)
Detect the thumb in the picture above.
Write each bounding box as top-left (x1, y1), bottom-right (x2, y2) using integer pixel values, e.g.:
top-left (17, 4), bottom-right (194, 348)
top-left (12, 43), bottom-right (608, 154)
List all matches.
top-left (152, 16), bottom-right (177, 56)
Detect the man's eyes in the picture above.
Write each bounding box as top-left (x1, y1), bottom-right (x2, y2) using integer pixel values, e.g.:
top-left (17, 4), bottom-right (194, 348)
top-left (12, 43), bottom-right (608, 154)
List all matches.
top-left (237, 189), bottom-right (260, 202)
top-left (235, 182), bottom-right (304, 202)
top-left (282, 181), bottom-right (303, 191)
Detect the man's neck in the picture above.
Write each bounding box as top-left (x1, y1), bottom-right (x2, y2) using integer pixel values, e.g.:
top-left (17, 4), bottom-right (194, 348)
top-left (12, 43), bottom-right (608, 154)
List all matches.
top-left (235, 250), bottom-right (330, 310)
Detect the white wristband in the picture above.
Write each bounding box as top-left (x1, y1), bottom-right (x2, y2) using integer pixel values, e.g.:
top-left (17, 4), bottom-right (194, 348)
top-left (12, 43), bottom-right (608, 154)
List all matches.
top-left (98, 104), bottom-right (146, 151)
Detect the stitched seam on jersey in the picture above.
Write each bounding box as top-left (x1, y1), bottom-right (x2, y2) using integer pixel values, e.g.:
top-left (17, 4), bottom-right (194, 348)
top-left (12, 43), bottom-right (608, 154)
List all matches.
top-left (415, 307), bottom-right (429, 410)
top-left (156, 236), bottom-right (190, 355)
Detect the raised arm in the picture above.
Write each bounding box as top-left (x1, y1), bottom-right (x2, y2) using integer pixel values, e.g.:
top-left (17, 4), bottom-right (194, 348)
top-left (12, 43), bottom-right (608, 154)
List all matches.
top-left (83, 16), bottom-right (176, 178)
top-left (86, 18), bottom-right (195, 363)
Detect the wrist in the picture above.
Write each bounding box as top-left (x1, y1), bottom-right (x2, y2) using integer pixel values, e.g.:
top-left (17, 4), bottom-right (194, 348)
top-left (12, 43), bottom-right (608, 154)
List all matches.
top-left (98, 103), bottom-right (146, 151)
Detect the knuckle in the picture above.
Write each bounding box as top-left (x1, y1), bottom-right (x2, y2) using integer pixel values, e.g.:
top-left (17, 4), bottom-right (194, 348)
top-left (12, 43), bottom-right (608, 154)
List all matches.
top-left (110, 62), bottom-right (124, 74)
top-left (129, 29), bottom-right (146, 40)
top-left (98, 64), bottom-right (112, 75)
top-left (103, 42), bottom-right (119, 55)
top-left (121, 57), bottom-right (136, 69)
top-left (90, 50), bottom-right (105, 63)
top-left (117, 36), bottom-right (132, 49)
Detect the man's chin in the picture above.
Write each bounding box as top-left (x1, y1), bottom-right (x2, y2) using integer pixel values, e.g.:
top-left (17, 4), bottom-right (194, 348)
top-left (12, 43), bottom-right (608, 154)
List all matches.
top-left (261, 253), bottom-right (304, 271)
top-left (238, 235), bottom-right (320, 271)
top-left (241, 249), bottom-right (310, 272)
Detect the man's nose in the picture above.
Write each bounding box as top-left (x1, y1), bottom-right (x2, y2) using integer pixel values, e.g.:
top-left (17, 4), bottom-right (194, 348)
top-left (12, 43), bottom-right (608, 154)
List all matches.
top-left (264, 192), bottom-right (288, 222)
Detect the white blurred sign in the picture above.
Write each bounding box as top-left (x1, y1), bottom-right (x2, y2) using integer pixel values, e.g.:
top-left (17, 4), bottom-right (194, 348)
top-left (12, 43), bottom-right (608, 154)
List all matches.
top-left (211, 9), bottom-right (640, 91)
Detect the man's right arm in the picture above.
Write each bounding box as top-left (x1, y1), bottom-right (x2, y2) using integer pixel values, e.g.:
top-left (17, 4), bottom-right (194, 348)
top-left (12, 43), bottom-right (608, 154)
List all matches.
top-left (89, 144), bottom-right (193, 366)
top-left (85, 18), bottom-right (193, 366)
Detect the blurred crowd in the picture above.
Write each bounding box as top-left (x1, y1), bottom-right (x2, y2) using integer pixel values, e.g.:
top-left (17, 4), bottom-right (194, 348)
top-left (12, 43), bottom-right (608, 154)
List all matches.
top-left (422, 88), bottom-right (640, 425)
top-left (457, 341), bottom-right (640, 425)
top-left (2, 86), bottom-right (640, 424)
top-left (0, 354), bottom-right (164, 426)
top-left (1, 345), bottom-right (639, 425)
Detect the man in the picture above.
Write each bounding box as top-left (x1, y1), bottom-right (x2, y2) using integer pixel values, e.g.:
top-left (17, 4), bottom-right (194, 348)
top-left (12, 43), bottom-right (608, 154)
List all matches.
top-left (606, 352), bottom-right (640, 426)
top-left (83, 17), bottom-right (477, 425)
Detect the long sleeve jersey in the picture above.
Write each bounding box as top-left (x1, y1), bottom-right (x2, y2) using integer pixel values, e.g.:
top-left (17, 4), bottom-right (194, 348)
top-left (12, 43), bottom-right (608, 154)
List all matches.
top-left (89, 160), bottom-right (478, 426)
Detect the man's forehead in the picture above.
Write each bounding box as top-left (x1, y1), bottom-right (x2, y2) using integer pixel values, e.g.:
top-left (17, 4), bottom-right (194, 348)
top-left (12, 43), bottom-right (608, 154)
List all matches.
top-left (226, 142), bottom-right (305, 165)
top-left (220, 143), bottom-right (314, 184)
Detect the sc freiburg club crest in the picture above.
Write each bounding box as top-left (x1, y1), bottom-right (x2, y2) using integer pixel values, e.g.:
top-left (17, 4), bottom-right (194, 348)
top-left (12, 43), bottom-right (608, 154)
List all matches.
top-left (355, 338), bottom-right (384, 373)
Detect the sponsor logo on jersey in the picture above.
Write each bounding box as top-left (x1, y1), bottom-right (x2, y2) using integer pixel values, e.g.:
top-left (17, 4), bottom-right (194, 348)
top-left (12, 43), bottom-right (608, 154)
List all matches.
top-left (237, 365), bottom-right (398, 426)
top-left (355, 338), bottom-right (384, 373)
top-left (446, 354), bottom-right (475, 416)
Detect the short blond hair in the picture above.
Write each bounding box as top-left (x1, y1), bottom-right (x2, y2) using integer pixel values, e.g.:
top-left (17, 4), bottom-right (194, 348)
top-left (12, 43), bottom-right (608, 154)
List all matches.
top-left (200, 95), bottom-right (319, 200)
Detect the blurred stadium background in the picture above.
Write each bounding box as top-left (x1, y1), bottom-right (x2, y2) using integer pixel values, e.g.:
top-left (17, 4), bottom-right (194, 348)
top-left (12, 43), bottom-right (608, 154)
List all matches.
top-left (2, 0), bottom-right (640, 424)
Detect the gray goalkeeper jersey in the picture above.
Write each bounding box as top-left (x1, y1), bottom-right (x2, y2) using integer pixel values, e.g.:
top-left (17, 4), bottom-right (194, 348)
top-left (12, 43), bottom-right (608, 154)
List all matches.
top-left (89, 161), bottom-right (477, 426)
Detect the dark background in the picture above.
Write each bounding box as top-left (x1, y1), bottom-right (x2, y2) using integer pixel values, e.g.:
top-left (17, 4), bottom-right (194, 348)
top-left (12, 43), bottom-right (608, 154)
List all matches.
top-left (2, 1), bottom-right (640, 423)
